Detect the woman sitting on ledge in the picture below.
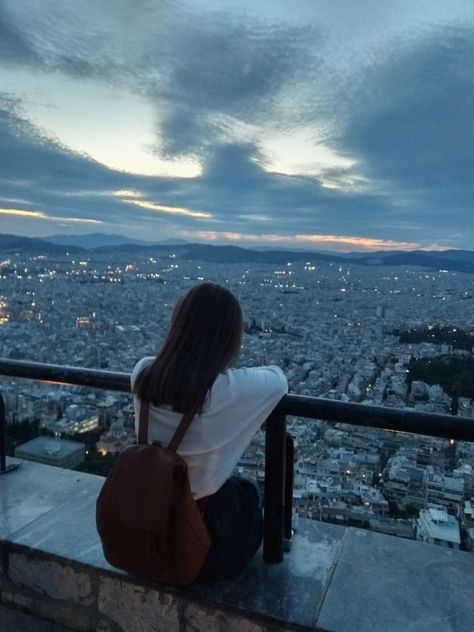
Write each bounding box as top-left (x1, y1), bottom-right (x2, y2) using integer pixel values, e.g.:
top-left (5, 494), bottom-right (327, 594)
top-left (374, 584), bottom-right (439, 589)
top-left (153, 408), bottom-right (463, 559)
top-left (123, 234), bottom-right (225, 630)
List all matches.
top-left (131, 282), bottom-right (287, 580)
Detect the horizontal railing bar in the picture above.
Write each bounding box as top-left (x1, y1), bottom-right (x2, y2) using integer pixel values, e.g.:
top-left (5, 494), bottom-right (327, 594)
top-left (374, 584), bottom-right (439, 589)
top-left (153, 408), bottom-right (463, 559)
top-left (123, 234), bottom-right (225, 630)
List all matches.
top-left (281, 394), bottom-right (474, 442)
top-left (1, 358), bottom-right (474, 442)
top-left (0, 358), bottom-right (130, 392)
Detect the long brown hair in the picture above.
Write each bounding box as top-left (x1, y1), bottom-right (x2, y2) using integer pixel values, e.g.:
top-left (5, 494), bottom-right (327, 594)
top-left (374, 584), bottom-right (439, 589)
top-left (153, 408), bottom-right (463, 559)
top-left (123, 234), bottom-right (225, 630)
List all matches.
top-left (133, 283), bottom-right (243, 413)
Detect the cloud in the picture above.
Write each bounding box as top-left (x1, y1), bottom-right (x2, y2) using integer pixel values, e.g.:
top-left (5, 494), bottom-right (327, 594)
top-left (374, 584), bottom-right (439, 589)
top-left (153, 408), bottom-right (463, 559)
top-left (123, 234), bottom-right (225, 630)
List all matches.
top-left (0, 97), bottom-right (109, 188)
top-left (181, 142), bottom-right (391, 235)
top-left (0, 6), bottom-right (38, 67)
top-left (331, 25), bottom-right (474, 224)
top-left (179, 229), bottom-right (440, 252)
top-left (0, 2), bottom-right (134, 79)
top-left (0, 3), bottom-right (473, 249)
top-left (120, 198), bottom-right (212, 220)
top-left (148, 15), bottom-right (318, 158)
top-left (0, 207), bottom-right (103, 224)
top-left (0, 93), bottom-right (462, 248)
top-left (0, 98), bottom-right (138, 228)
top-left (0, 96), bottom-right (213, 235)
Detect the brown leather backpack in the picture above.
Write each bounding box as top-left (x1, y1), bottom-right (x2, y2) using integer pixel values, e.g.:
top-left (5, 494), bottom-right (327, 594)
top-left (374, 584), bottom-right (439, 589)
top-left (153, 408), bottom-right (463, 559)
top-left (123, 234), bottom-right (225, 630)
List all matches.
top-left (96, 402), bottom-right (211, 585)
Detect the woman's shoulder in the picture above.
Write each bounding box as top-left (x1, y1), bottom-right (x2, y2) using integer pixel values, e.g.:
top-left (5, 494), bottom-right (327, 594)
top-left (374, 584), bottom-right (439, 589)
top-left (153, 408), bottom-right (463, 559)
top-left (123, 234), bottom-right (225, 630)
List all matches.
top-left (204, 365), bottom-right (287, 423)
top-left (224, 365), bottom-right (286, 381)
top-left (212, 365), bottom-right (287, 399)
top-left (130, 356), bottom-right (154, 388)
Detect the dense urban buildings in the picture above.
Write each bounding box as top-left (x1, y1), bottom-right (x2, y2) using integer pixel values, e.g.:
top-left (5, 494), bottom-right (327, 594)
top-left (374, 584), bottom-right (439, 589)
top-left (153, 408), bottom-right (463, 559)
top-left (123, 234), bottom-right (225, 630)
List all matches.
top-left (1, 249), bottom-right (473, 550)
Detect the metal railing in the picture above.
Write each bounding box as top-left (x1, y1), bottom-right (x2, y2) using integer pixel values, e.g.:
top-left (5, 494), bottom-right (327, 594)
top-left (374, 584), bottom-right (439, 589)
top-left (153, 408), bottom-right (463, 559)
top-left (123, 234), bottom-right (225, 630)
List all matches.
top-left (2, 358), bottom-right (474, 564)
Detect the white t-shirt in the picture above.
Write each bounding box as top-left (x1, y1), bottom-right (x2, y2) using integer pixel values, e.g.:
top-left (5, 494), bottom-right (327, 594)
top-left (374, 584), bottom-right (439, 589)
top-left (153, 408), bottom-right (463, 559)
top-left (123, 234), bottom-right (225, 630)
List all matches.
top-left (131, 357), bottom-right (288, 500)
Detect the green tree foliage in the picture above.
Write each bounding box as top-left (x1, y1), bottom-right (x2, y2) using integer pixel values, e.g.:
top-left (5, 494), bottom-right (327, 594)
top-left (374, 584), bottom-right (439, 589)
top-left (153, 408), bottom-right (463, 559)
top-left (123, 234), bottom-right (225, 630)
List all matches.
top-left (76, 450), bottom-right (118, 477)
top-left (396, 326), bottom-right (474, 351)
top-left (408, 357), bottom-right (474, 399)
top-left (6, 417), bottom-right (40, 454)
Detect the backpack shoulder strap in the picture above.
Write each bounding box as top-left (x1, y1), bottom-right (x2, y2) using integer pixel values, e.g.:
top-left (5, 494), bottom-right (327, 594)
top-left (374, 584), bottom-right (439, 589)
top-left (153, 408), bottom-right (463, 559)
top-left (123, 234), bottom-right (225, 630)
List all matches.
top-left (169, 410), bottom-right (195, 452)
top-left (138, 401), bottom-right (149, 445)
top-left (137, 401), bottom-right (195, 451)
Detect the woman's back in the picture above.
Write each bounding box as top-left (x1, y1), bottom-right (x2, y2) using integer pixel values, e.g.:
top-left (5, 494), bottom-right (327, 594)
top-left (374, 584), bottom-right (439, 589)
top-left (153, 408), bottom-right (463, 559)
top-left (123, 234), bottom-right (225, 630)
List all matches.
top-left (130, 283), bottom-right (288, 580)
top-left (132, 357), bottom-right (287, 499)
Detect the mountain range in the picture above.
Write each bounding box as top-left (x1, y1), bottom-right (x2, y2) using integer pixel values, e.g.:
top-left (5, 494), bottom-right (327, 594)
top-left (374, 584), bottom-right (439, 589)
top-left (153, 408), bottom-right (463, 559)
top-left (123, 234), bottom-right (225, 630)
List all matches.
top-left (1, 233), bottom-right (474, 274)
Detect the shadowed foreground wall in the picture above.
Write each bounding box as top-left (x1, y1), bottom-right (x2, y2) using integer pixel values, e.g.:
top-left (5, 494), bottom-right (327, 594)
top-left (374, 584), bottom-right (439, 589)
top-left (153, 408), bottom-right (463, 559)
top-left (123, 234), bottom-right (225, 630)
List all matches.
top-left (1, 458), bottom-right (474, 632)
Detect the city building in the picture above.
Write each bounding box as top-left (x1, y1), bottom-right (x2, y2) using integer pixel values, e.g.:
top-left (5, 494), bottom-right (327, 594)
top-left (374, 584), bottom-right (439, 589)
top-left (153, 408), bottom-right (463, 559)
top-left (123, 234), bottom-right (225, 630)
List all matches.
top-left (416, 507), bottom-right (461, 549)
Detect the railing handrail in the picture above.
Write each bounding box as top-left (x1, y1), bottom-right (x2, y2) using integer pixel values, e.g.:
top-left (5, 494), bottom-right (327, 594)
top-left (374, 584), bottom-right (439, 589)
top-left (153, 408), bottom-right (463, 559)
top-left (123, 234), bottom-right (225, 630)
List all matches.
top-left (1, 358), bottom-right (474, 441)
top-left (0, 359), bottom-right (131, 392)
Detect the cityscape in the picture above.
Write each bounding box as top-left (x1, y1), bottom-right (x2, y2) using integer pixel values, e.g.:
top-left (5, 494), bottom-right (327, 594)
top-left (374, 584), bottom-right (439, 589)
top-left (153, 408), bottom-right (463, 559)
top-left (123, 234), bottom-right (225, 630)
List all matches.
top-left (2, 244), bottom-right (474, 553)
top-left (1, 2), bottom-right (473, 628)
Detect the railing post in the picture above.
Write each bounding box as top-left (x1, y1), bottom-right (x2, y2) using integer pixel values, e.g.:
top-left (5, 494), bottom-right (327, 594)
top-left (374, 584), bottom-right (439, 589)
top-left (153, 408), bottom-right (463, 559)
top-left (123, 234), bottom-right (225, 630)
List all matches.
top-left (263, 409), bottom-right (286, 563)
top-left (0, 394), bottom-right (20, 475)
top-left (284, 433), bottom-right (294, 551)
top-left (0, 394), bottom-right (5, 473)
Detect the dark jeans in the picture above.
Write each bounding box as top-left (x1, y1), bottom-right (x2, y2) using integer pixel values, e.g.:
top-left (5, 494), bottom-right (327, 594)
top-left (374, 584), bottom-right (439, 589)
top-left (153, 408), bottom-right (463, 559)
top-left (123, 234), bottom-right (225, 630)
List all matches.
top-left (198, 476), bottom-right (263, 581)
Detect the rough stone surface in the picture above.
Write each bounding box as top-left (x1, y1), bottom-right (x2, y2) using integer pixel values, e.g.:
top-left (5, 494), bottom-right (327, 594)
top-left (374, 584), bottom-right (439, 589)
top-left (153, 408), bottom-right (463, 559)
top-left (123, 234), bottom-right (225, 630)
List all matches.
top-left (317, 528), bottom-right (474, 632)
top-left (188, 519), bottom-right (345, 630)
top-left (182, 602), bottom-right (268, 632)
top-left (9, 553), bottom-right (94, 605)
top-left (0, 580), bottom-right (97, 632)
top-left (98, 576), bottom-right (181, 632)
top-left (0, 603), bottom-right (75, 632)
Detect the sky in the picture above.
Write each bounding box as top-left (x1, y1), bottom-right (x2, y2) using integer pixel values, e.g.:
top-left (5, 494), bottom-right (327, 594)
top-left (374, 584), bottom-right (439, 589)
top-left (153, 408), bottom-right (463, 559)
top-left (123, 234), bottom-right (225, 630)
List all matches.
top-left (0, 1), bottom-right (473, 252)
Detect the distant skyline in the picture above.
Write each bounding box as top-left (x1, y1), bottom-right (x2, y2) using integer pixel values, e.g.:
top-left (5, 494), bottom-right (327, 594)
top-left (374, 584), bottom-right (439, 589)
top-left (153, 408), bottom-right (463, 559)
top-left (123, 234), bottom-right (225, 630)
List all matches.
top-left (0, 1), bottom-right (473, 252)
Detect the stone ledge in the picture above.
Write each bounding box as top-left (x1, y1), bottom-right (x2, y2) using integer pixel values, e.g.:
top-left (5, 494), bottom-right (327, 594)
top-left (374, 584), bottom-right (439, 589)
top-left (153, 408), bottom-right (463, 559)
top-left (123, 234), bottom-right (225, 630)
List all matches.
top-left (0, 458), bottom-right (342, 631)
top-left (1, 458), bottom-right (474, 632)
